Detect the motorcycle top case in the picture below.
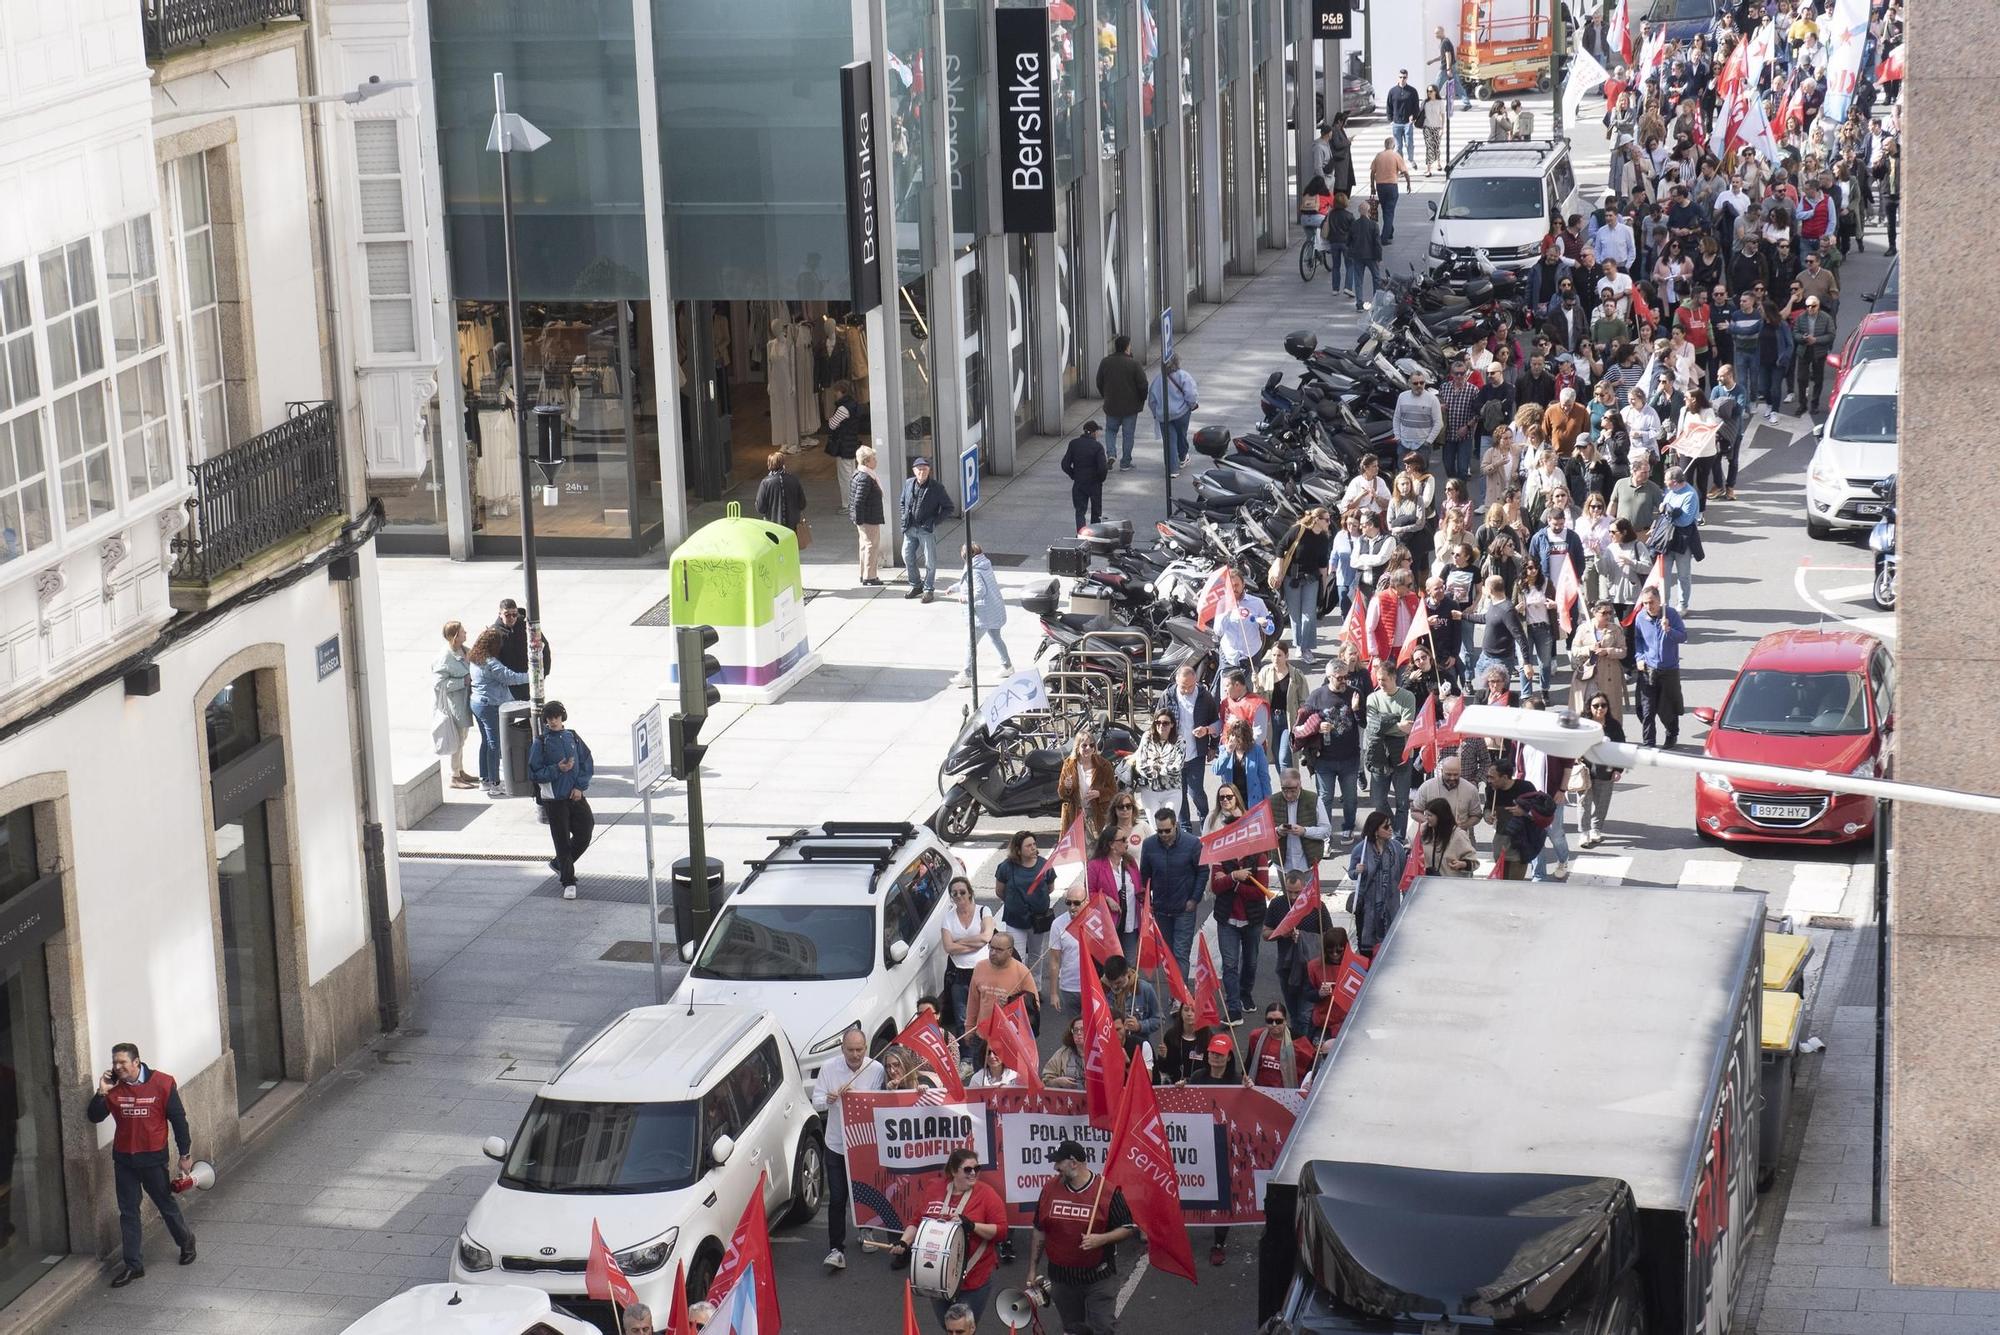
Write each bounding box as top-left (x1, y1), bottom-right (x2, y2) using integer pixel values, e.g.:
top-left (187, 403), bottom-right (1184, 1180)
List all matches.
top-left (1193, 424), bottom-right (1234, 458)
top-left (1048, 542), bottom-right (1090, 577)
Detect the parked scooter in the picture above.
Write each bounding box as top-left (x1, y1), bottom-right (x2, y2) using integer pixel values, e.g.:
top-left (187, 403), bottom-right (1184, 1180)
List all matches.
top-left (1868, 476), bottom-right (1896, 610)
top-left (931, 714), bottom-right (1139, 843)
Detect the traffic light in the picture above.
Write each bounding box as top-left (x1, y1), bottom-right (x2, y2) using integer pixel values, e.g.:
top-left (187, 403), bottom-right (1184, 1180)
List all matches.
top-left (671, 624), bottom-right (722, 780)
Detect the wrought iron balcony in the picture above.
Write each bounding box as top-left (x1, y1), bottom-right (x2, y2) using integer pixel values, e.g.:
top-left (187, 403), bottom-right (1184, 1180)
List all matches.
top-left (173, 401), bottom-right (343, 584)
top-left (143, 0), bottom-right (303, 60)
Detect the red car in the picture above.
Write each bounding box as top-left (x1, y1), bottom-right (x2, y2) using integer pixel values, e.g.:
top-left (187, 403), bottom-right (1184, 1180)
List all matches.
top-left (1692, 629), bottom-right (1895, 845)
top-left (1824, 310), bottom-right (1900, 409)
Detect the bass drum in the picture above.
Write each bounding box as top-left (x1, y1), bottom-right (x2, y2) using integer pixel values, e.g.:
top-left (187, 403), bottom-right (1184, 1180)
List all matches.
top-left (909, 1218), bottom-right (967, 1299)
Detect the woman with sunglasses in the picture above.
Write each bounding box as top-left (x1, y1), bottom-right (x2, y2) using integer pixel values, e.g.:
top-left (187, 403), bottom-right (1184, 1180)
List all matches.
top-left (1577, 690), bottom-right (1628, 848)
top-left (1041, 1017), bottom-right (1087, 1089)
top-left (1056, 728), bottom-right (1117, 838)
top-left (1086, 824), bottom-right (1143, 961)
top-left (939, 875), bottom-right (995, 1032)
top-left (894, 1148), bottom-right (1009, 1326)
top-left (1131, 712), bottom-right (1183, 820)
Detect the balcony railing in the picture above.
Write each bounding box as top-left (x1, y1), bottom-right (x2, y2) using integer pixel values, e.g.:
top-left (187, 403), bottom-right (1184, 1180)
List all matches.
top-left (142, 0), bottom-right (303, 60)
top-left (173, 401), bottom-right (342, 584)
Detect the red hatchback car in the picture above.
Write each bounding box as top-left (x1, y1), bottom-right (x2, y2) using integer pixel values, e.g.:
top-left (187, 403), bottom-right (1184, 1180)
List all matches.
top-left (1825, 310), bottom-right (1900, 409)
top-left (1692, 629), bottom-right (1895, 845)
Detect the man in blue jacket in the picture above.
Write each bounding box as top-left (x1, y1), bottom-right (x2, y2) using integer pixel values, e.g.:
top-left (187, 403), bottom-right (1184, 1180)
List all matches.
top-left (1630, 588), bottom-right (1688, 748)
top-left (1139, 809), bottom-right (1204, 976)
top-left (900, 457), bottom-right (958, 603)
top-left (528, 700), bottom-right (595, 898)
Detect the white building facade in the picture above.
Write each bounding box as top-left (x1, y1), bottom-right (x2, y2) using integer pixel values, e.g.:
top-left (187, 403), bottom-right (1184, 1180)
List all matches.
top-left (0, 1), bottom-right (417, 1321)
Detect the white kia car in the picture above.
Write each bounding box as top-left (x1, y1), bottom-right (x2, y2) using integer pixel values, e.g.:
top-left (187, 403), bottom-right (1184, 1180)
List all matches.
top-left (451, 1005), bottom-right (823, 1325)
top-left (1805, 357), bottom-right (1898, 538)
top-left (670, 821), bottom-right (956, 1084)
top-left (341, 1284), bottom-right (599, 1334)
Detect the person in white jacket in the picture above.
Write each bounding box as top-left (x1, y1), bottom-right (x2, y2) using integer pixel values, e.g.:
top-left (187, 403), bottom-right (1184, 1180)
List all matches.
top-left (811, 1027), bottom-right (885, 1271)
top-left (948, 544), bottom-right (1013, 687)
top-left (1392, 370), bottom-right (1445, 464)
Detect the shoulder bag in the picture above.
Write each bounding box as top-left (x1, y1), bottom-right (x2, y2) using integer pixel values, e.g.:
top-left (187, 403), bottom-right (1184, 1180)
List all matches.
top-left (1268, 525), bottom-right (1309, 591)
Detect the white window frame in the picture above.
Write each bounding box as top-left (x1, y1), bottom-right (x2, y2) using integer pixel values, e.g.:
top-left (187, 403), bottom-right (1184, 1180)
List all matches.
top-left (352, 117), bottom-right (418, 358)
top-left (166, 151), bottom-right (230, 460)
top-left (0, 261), bottom-right (56, 569)
top-left (36, 237), bottom-right (121, 536)
top-left (102, 214), bottom-right (180, 502)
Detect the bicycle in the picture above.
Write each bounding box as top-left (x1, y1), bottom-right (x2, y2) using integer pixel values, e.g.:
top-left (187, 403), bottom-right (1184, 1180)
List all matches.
top-left (1299, 215), bottom-right (1329, 282)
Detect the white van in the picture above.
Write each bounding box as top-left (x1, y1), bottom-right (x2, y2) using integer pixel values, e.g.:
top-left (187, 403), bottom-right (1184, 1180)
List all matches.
top-left (1427, 139), bottom-right (1585, 274)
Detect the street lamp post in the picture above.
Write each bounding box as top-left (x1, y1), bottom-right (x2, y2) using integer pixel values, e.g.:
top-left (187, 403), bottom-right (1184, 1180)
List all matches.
top-left (487, 74), bottom-right (553, 717)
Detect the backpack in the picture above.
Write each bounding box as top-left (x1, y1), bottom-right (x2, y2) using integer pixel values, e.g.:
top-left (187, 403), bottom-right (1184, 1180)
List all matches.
top-left (1479, 397), bottom-right (1509, 434)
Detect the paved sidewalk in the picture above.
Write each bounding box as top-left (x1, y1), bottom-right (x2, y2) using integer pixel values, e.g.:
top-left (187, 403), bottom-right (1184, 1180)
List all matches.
top-left (46, 861), bottom-right (642, 1333)
top-left (1740, 927), bottom-right (2000, 1335)
top-left (383, 213), bottom-right (1422, 887)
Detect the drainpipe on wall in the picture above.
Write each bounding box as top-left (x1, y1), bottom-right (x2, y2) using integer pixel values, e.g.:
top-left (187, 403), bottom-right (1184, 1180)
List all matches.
top-left (303, 5), bottom-right (401, 1031)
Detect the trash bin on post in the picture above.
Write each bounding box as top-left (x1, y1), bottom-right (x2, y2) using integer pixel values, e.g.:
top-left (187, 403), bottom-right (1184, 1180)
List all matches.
top-left (499, 700), bottom-right (536, 797)
top-left (672, 856), bottom-right (726, 953)
top-left (1758, 989), bottom-right (1804, 1186)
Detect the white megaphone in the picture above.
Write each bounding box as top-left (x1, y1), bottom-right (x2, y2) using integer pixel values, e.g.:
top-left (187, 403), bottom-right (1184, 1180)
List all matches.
top-left (995, 1279), bottom-right (1050, 1333)
top-left (170, 1160), bottom-right (216, 1194)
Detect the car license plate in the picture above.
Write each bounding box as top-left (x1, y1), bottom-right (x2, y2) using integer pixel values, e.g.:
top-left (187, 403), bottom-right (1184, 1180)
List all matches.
top-left (1752, 803), bottom-right (1813, 820)
top-left (1855, 502), bottom-right (1882, 516)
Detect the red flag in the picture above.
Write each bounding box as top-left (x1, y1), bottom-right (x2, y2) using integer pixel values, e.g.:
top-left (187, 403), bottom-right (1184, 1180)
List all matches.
top-left (1400, 695), bottom-right (1439, 767)
top-left (1331, 946), bottom-right (1369, 1016)
top-left (893, 1013), bottom-right (967, 1100)
top-left (706, 1172), bottom-right (780, 1334)
top-left (663, 1262), bottom-right (693, 1335)
top-left (1488, 855), bottom-right (1507, 879)
top-left (1630, 280), bottom-right (1654, 332)
top-left (1876, 43), bottom-right (1906, 81)
top-left (586, 1219), bottom-right (640, 1309)
top-left (1337, 595), bottom-right (1366, 653)
top-left (1434, 696), bottom-right (1468, 751)
top-left (1554, 548), bottom-right (1584, 637)
top-left (1024, 814), bottom-right (1090, 897)
top-left (975, 996), bottom-right (1045, 1091)
top-left (1270, 868), bottom-right (1323, 938)
top-left (1394, 603), bottom-right (1432, 666)
top-left (903, 1279), bottom-right (923, 1335)
top-left (1195, 567), bottom-right (1236, 630)
top-left (1103, 1062), bottom-right (1199, 1282)
top-left (1191, 933), bottom-right (1229, 1030)
top-left (1078, 942), bottom-right (1129, 1129)
top-left (1398, 837), bottom-right (1427, 892)
top-left (1067, 895), bottom-right (1123, 964)
top-left (1611, 0), bottom-right (1633, 63)
top-left (1715, 40), bottom-right (1746, 102)
top-left (1198, 798), bottom-right (1279, 865)
top-left (1621, 554), bottom-right (1668, 625)
top-left (1137, 907), bottom-right (1194, 1010)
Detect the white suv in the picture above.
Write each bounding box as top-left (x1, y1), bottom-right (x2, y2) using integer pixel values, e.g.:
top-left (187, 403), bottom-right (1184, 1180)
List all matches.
top-left (671, 822), bottom-right (956, 1084)
top-left (342, 1284), bottom-right (599, 1334)
top-left (1805, 357), bottom-right (1899, 538)
top-left (451, 1005), bottom-right (823, 1322)
top-left (1427, 139), bottom-right (1585, 274)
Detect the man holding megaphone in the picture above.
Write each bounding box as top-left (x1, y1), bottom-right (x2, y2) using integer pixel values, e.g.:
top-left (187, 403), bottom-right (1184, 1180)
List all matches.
top-left (85, 1043), bottom-right (197, 1287)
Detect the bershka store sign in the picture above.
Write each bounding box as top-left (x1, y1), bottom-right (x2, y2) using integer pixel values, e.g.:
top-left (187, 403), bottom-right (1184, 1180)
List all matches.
top-left (839, 61), bottom-right (882, 313)
top-left (995, 7), bottom-right (1055, 233)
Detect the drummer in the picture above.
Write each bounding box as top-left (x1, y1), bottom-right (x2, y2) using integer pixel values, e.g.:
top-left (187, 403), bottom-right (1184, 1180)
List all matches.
top-left (892, 1148), bottom-right (1009, 1329)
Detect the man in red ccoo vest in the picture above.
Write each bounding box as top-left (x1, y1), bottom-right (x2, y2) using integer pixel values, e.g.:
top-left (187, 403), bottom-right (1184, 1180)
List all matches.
top-left (86, 1043), bottom-right (196, 1286)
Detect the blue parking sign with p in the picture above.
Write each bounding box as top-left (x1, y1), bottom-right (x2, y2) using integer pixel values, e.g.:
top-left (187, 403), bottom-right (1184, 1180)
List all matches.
top-left (961, 444), bottom-right (981, 512)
